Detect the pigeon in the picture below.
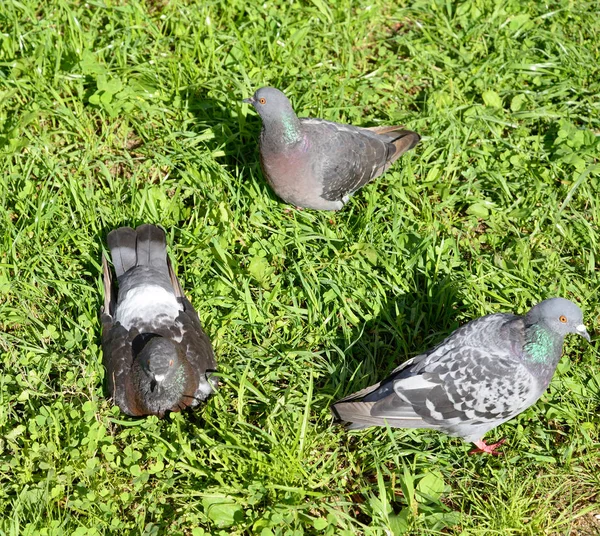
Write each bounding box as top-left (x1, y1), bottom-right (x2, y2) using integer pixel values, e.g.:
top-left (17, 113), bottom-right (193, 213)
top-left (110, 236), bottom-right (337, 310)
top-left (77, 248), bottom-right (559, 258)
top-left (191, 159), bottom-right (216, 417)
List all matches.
top-left (243, 87), bottom-right (420, 211)
top-left (101, 224), bottom-right (217, 417)
top-left (331, 298), bottom-right (590, 454)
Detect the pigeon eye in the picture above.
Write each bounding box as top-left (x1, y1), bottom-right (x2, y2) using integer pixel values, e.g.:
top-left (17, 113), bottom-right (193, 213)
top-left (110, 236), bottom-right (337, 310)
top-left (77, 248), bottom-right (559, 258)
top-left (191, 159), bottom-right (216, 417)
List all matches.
top-left (259, 98), bottom-right (267, 105)
top-left (169, 360), bottom-right (174, 366)
top-left (559, 315), bottom-right (567, 323)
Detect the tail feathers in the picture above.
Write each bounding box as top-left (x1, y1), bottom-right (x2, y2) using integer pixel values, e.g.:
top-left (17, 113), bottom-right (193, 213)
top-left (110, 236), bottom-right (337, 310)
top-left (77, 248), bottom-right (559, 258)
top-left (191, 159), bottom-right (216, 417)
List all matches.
top-left (365, 125), bottom-right (420, 170)
top-left (107, 224), bottom-right (168, 277)
top-left (389, 129), bottom-right (421, 161)
top-left (331, 400), bottom-right (375, 424)
top-left (107, 227), bottom-right (137, 277)
top-left (135, 224), bottom-right (167, 269)
top-left (334, 381), bottom-right (383, 404)
top-left (331, 400), bottom-right (428, 430)
top-left (366, 125), bottom-right (408, 135)
top-left (346, 422), bottom-right (372, 431)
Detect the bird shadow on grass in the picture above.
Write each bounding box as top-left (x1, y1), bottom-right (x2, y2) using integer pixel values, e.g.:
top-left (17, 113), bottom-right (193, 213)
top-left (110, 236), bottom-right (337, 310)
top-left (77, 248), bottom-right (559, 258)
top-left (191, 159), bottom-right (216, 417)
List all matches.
top-left (174, 86), bottom-right (284, 207)
top-left (319, 272), bottom-right (464, 406)
top-left (180, 86), bottom-right (260, 165)
top-left (307, 270), bottom-right (470, 472)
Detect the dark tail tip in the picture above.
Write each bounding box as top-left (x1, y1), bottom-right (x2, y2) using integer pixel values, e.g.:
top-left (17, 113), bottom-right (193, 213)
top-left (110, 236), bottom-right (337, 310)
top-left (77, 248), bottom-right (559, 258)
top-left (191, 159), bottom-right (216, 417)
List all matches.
top-left (393, 129), bottom-right (421, 152)
top-left (135, 224), bottom-right (168, 268)
top-left (135, 224), bottom-right (166, 245)
top-left (106, 226), bottom-right (137, 277)
top-left (330, 402), bottom-right (345, 425)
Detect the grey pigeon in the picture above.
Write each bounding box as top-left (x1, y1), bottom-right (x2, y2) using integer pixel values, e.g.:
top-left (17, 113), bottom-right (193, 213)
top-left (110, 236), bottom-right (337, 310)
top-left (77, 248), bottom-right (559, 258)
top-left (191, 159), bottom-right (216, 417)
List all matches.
top-left (243, 87), bottom-right (420, 210)
top-left (101, 224), bottom-right (217, 417)
top-left (331, 298), bottom-right (589, 454)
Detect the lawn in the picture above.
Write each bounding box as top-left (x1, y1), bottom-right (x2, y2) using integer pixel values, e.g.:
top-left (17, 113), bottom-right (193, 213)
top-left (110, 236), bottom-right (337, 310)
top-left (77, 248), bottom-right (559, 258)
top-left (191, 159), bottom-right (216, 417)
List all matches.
top-left (1, 0), bottom-right (599, 534)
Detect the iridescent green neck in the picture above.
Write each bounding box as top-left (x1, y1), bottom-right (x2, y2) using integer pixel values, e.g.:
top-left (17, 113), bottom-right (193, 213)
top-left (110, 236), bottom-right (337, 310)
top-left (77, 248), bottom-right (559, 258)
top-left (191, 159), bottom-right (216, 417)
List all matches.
top-left (523, 324), bottom-right (558, 364)
top-left (172, 363), bottom-right (186, 390)
top-left (281, 112), bottom-right (302, 144)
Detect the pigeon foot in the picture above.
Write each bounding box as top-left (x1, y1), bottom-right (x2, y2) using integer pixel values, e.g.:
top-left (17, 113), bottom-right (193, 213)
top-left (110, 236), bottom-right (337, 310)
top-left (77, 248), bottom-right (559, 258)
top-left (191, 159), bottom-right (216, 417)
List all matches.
top-left (469, 438), bottom-right (507, 456)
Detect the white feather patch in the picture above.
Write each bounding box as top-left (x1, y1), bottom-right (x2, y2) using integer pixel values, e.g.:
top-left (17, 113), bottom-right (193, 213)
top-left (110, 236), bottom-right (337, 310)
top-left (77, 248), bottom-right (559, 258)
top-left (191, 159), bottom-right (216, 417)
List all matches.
top-left (394, 375), bottom-right (437, 393)
top-left (195, 378), bottom-right (215, 400)
top-left (116, 285), bottom-right (182, 329)
top-left (425, 398), bottom-right (444, 420)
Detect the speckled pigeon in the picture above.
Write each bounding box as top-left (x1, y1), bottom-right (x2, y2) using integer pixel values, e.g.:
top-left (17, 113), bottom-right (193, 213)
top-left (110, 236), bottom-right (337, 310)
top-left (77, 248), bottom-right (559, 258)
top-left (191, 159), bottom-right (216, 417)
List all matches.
top-left (331, 298), bottom-right (590, 454)
top-left (101, 224), bottom-right (217, 417)
top-left (243, 87), bottom-right (420, 210)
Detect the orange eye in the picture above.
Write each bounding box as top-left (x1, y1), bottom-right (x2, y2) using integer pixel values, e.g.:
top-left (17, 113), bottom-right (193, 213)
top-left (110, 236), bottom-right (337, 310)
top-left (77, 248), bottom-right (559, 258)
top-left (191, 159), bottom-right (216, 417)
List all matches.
top-left (259, 98), bottom-right (266, 105)
top-left (169, 360), bottom-right (174, 366)
top-left (559, 315), bottom-right (567, 323)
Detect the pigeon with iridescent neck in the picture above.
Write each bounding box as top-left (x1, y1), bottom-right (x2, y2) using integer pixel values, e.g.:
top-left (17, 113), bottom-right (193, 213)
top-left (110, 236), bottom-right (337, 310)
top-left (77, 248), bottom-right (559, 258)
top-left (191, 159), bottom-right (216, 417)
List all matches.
top-left (331, 298), bottom-right (590, 454)
top-left (243, 87), bottom-right (420, 210)
top-left (101, 224), bottom-right (217, 417)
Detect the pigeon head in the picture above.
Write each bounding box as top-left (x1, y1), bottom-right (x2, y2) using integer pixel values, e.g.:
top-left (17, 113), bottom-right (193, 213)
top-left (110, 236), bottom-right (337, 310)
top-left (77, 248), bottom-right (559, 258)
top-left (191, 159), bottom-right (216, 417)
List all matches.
top-left (527, 298), bottom-right (590, 341)
top-left (137, 337), bottom-right (185, 392)
top-left (243, 87), bottom-right (302, 144)
top-left (243, 87), bottom-right (295, 118)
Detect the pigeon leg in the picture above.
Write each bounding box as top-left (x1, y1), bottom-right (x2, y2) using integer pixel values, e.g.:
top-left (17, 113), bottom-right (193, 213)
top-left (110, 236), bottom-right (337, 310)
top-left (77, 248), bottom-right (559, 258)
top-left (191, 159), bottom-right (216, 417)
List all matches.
top-left (468, 438), bottom-right (507, 455)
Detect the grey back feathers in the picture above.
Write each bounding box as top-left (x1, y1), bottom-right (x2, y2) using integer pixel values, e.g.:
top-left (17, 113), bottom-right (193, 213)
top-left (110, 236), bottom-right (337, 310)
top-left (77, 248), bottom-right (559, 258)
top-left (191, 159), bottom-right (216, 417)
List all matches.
top-left (244, 86), bottom-right (420, 211)
top-left (101, 224), bottom-right (217, 418)
top-left (331, 298), bottom-right (589, 447)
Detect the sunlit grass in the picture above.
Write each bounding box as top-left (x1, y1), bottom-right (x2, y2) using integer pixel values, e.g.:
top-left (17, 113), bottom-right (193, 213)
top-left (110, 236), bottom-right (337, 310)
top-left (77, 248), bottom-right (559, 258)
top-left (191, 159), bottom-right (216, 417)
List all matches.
top-left (0, 0), bottom-right (599, 534)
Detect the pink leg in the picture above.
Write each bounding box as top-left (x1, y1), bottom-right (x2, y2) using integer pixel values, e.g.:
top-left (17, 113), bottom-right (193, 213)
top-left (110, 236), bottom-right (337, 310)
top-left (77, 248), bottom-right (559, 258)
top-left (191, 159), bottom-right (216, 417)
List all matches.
top-left (468, 438), bottom-right (507, 456)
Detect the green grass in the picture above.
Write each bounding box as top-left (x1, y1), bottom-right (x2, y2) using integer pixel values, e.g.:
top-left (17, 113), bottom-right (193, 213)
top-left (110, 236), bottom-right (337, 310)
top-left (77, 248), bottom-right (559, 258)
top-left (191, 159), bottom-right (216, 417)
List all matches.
top-left (1, 0), bottom-right (599, 534)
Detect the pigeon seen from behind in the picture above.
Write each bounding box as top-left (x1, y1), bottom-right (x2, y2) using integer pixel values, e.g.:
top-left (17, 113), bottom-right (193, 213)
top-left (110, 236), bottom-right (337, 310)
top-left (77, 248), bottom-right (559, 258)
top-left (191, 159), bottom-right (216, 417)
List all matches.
top-left (331, 298), bottom-right (590, 454)
top-left (243, 87), bottom-right (420, 210)
top-left (101, 224), bottom-right (217, 417)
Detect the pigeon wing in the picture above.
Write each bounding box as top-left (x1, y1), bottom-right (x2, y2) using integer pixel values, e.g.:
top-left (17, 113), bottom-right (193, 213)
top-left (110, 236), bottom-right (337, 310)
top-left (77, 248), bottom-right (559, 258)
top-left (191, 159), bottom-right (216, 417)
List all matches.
top-left (101, 244), bottom-right (146, 416)
top-left (101, 318), bottom-right (145, 416)
top-left (165, 251), bottom-right (216, 404)
top-left (167, 254), bottom-right (185, 299)
top-left (101, 253), bottom-right (115, 316)
top-left (386, 345), bottom-right (536, 426)
top-left (301, 119), bottom-right (417, 202)
top-left (176, 297), bottom-right (217, 399)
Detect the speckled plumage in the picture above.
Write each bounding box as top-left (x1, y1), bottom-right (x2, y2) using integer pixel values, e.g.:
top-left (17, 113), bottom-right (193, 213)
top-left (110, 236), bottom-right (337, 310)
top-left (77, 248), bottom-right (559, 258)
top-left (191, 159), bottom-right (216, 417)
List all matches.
top-left (332, 298), bottom-right (589, 453)
top-left (101, 224), bottom-right (217, 417)
top-left (243, 87), bottom-right (420, 210)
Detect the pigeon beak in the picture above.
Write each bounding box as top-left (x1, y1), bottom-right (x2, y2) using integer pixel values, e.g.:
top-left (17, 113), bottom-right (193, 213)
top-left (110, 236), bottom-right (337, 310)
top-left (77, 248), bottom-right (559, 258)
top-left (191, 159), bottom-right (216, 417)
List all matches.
top-left (150, 379), bottom-right (157, 392)
top-left (575, 324), bottom-right (591, 342)
top-left (242, 97), bottom-right (254, 105)
top-left (154, 373), bottom-right (166, 383)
